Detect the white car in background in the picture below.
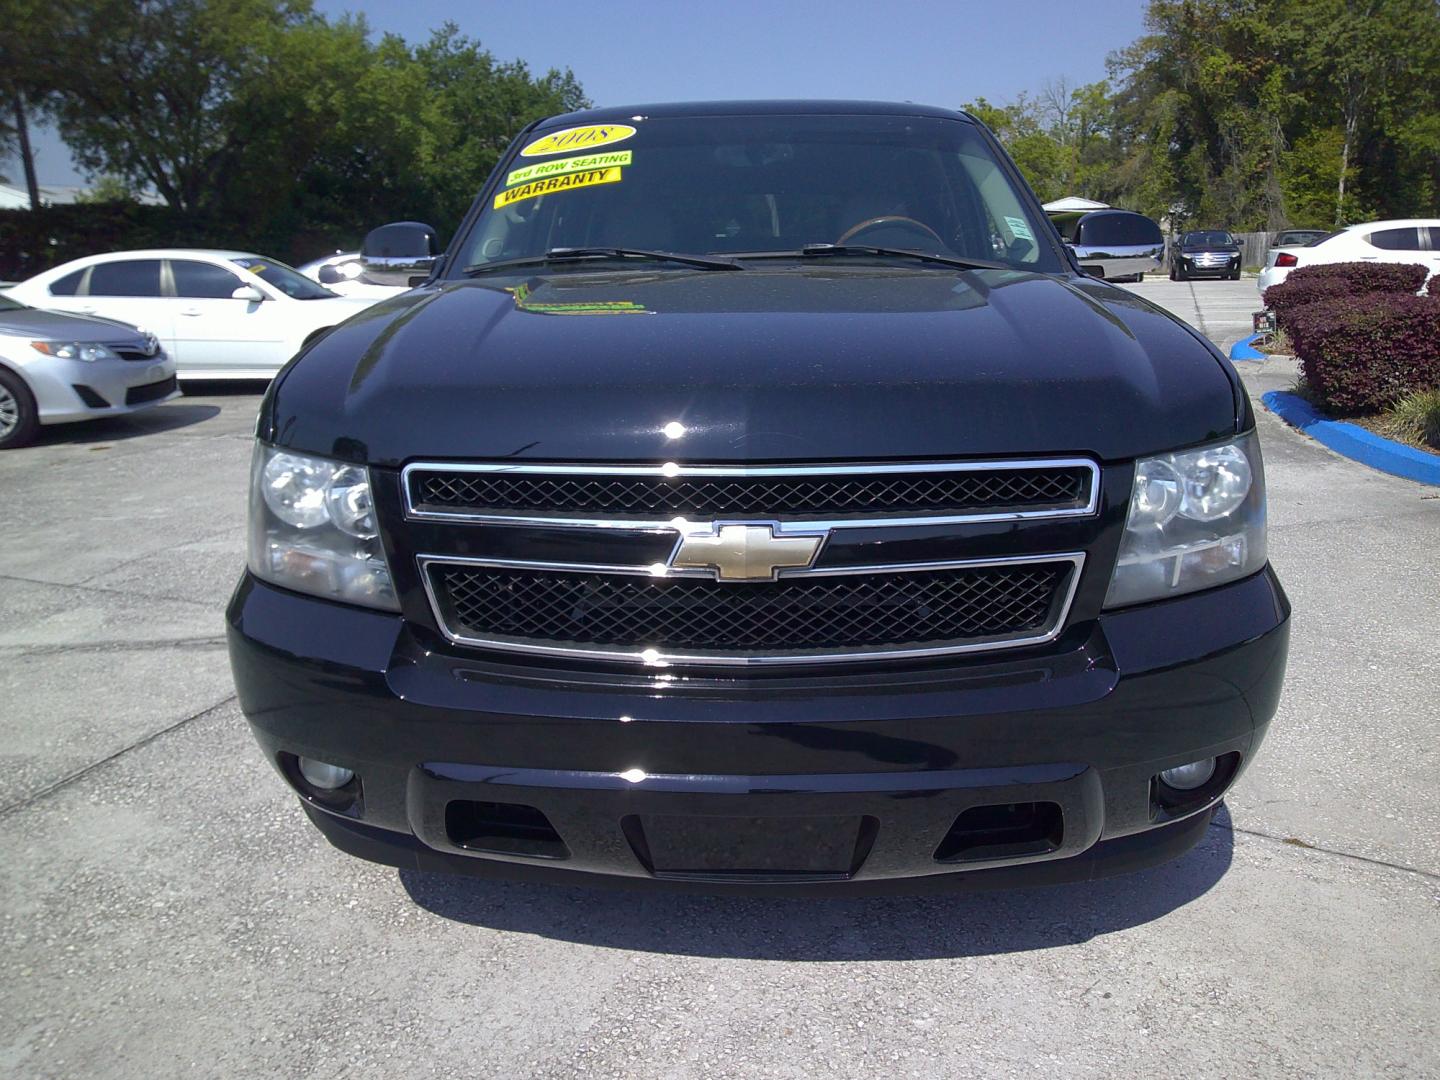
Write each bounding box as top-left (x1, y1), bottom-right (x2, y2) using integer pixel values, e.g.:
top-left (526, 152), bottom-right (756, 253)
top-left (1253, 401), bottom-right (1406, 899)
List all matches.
top-left (0, 292), bottom-right (177, 449)
top-left (1257, 219), bottom-right (1440, 295)
top-left (7, 250), bottom-right (383, 379)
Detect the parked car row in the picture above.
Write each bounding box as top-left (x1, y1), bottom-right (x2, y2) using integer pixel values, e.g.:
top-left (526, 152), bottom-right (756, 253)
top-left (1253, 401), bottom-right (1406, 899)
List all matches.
top-left (1043, 208), bottom-right (1427, 291)
top-left (6, 249), bottom-right (380, 380)
top-left (0, 247), bottom-right (397, 447)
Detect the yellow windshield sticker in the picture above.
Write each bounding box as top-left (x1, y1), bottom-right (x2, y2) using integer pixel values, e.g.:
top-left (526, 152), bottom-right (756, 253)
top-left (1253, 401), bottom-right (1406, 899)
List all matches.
top-left (519, 123), bottom-right (637, 158)
top-left (494, 166), bottom-right (622, 210)
top-left (506, 150), bottom-right (632, 187)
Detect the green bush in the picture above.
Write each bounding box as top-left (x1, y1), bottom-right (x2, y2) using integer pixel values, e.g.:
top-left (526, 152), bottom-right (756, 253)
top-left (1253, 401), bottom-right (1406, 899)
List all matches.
top-left (1289, 293), bottom-right (1440, 415)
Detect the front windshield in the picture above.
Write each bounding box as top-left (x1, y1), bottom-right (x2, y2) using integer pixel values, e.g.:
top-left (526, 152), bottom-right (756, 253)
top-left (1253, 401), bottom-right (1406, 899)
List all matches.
top-left (232, 257), bottom-right (336, 299)
top-left (457, 114), bottom-right (1057, 273)
top-left (1184, 231), bottom-right (1235, 245)
top-left (0, 293), bottom-right (25, 311)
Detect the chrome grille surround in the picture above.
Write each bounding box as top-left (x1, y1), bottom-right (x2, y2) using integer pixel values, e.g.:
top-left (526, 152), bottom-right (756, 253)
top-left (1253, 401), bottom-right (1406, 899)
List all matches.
top-left (407, 459), bottom-right (1097, 667)
top-left (402, 458), bottom-right (1100, 529)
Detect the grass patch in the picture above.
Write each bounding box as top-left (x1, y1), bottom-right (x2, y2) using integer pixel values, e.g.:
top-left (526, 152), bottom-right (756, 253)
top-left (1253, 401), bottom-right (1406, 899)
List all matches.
top-left (1379, 388), bottom-right (1440, 451)
top-left (1254, 328), bottom-right (1292, 356)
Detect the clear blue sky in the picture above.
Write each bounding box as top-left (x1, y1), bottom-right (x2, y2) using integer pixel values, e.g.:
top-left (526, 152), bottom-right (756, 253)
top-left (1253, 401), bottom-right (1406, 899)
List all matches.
top-left (15, 0), bottom-right (1148, 186)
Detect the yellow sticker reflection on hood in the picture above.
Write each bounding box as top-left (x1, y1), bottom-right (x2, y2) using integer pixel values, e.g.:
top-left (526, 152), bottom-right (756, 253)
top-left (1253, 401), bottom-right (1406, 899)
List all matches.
top-left (494, 166), bottom-right (622, 209)
top-left (519, 123), bottom-right (637, 158)
top-left (507, 150), bottom-right (631, 187)
top-left (509, 283), bottom-right (651, 315)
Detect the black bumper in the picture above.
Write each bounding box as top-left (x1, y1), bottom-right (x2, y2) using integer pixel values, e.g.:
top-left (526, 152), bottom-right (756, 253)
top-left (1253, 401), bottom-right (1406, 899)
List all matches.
top-left (226, 567), bottom-right (1289, 895)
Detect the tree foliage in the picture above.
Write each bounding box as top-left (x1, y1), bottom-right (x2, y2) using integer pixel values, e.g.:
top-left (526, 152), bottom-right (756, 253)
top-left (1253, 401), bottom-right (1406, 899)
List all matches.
top-left (5, 0), bottom-right (587, 254)
top-left (972, 0), bottom-right (1440, 231)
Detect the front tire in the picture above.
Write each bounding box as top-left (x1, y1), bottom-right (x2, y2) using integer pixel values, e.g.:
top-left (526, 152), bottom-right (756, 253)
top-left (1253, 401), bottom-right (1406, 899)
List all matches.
top-left (0, 367), bottom-right (40, 450)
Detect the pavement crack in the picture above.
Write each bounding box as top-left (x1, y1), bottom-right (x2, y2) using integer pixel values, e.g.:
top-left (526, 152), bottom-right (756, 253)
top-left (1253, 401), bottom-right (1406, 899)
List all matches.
top-left (1186, 279), bottom-right (1209, 337)
top-left (71, 525), bottom-right (242, 587)
top-left (0, 635), bottom-right (228, 659)
top-left (0, 571), bottom-right (220, 610)
top-left (0, 693), bottom-right (238, 819)
top-left (1210, 816), bottom-right (1439, 882)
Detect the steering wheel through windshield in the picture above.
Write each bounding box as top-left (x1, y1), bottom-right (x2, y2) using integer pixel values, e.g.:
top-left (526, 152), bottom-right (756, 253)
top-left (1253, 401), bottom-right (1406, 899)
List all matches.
top-left (836, 215), bottom-right (944, 247)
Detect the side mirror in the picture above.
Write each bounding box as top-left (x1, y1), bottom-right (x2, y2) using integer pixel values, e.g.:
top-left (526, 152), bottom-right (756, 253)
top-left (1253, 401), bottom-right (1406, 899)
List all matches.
top-left (231, 284), bottom-right (266, 302)
top-left (361, 221), bottom-right (441, 287)
top-left (316, 265), bottom-right (343, 285)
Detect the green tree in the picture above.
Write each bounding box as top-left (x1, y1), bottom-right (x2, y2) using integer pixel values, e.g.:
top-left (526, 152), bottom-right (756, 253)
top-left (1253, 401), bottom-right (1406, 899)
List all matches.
top-left (22, 1), bottom-right (590, 254)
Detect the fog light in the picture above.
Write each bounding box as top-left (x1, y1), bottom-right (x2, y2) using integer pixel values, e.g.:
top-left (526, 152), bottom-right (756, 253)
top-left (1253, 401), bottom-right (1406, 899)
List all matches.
top-left (298, 757), bottom-right (354, 790)
top-left (1159, 758), bottom-right (1217, 791)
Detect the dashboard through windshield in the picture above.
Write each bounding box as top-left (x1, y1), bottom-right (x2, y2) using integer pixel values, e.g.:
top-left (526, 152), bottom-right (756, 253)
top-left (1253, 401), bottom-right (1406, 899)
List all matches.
top-left (456, 113), bottom-right (1059, 274)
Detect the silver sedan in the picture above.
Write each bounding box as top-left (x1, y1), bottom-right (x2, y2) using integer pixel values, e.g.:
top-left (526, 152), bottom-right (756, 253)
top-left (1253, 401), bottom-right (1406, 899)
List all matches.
top-left (0, 293), bottom-right (178, 449)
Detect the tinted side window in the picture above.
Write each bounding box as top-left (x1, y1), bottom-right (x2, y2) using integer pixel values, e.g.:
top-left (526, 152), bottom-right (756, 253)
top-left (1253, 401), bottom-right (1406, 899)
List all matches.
top-left (1424, 227), bottom-right (1440, 250)
top-left (1365, 227), bottom-right (1422, 251)
top-left (1078, 213), bottom-right (1162, 246)
top-left (49, 269), bottom-right (86, 296)
top-left (87, 260), bottom-right (163, 297)
top-left (171, 260), bottom-right (244, 298)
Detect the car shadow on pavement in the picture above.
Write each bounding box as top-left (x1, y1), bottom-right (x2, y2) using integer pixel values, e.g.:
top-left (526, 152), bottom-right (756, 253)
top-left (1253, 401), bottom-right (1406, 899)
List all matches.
top-left (398, 805), bottom-right (1235, 960)
top-left (30, 402), bottom-right (221, 445)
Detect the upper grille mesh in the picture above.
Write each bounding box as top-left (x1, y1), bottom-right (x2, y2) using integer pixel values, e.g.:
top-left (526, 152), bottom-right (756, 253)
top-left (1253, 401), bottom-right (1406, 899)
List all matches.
top-left (411, 466), bottom-right (1091, 519)
top-left (432, 562), bottom-right (1069, 655)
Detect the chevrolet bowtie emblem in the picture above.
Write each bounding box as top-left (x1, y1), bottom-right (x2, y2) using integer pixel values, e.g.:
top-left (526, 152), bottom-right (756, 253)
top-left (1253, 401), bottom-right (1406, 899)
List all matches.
top-left (669, 524), bottom-right (823, 582)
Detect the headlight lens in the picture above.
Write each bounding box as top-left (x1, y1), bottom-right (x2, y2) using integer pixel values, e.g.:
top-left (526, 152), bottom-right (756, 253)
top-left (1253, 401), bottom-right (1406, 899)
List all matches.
top-left (30, 341), bottom-right (118, 362)
top-left (1104, 431), bottom-right (1267, 609)
top-left (248, 444), bottom-right (397, 610)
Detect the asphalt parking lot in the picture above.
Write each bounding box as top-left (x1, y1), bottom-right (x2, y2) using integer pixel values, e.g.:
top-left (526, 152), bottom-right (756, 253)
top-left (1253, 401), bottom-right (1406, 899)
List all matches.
top-left (3, 276), bottom-right (1437, 1079)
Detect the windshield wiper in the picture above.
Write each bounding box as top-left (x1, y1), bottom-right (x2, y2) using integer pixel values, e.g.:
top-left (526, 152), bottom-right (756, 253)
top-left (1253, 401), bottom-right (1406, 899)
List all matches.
top-left (463, 247), bottom-right (742, 275)
top-left (742, 245), bottom-right (1010, 273)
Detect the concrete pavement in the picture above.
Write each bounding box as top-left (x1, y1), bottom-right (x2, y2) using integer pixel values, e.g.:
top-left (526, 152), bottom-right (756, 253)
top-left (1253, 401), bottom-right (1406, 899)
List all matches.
top-left (1, 282), bottom-right (1437, 1078)
top-left (1120, 274), bottom-right (1264, 353)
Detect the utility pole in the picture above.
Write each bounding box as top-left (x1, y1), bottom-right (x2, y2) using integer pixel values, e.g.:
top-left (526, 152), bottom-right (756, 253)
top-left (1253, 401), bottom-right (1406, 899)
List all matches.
top-left (12, 93), bottom-right (41, 210)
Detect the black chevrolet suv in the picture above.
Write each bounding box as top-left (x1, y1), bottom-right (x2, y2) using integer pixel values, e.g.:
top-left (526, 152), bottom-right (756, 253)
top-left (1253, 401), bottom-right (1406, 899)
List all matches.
top-left (227, 101), bottom-right (1289, 894)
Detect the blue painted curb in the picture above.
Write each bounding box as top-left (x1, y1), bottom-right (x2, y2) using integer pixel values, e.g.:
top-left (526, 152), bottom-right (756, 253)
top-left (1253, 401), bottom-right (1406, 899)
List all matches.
top-left (1261, 390), bottom-right (1440, 486)
top-left (1229, 333), bottom-right (1265, 361)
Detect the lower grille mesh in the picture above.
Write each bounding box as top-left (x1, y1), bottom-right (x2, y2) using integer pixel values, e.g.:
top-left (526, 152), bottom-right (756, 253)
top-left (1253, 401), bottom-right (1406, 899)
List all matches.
top-left (432, 562), bottom-right (1070, 656)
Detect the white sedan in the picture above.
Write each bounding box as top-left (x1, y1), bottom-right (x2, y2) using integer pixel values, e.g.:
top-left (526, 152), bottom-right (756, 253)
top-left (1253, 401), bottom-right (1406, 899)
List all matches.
top-left (1257, 219), bottom-right (1440, 295)
top-left (7, 249), bottom-right (383, 379)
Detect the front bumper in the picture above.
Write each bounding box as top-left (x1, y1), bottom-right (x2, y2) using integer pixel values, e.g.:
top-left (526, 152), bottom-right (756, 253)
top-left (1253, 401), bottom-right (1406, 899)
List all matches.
top-left (16, 353), bottom-right (180, 424)
top-left (227, 566), bottom-right (1289, 894)
top-left (1180, 256), bottom-right (1241, 278)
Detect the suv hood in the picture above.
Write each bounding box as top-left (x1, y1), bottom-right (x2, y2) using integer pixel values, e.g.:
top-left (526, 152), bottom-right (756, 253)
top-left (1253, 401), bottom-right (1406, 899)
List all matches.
top-left (266, 267), bottom-right (1240, 465)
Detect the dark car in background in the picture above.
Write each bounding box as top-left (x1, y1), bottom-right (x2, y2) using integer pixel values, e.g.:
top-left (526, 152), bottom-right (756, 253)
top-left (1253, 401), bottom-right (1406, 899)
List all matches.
top-left (1170, 230), bottom-right (1243, 281)
top-left (1050, 209), bottom-right (1165, 282)
top-left (227, 100), bottom-right (1288, 895)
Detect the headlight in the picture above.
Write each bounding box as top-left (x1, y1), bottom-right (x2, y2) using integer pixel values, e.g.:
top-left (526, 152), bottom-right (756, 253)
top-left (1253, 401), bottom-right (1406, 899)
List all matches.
top-left (1104, 431), bottom-right (1267, 608)
top-left (30, 341), bottom-right (118, 362)
top-left (248, 444), bottom-right (397, 610)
